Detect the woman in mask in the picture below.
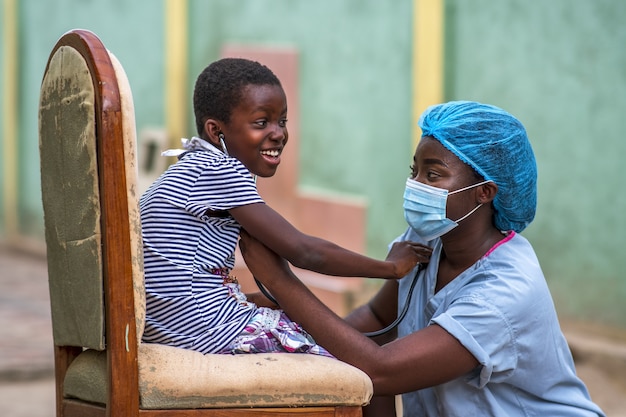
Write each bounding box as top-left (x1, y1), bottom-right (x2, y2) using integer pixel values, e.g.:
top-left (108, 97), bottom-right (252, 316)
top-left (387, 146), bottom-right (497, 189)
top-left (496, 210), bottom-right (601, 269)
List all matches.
top-left (238, 101), bottom-right (605, 417)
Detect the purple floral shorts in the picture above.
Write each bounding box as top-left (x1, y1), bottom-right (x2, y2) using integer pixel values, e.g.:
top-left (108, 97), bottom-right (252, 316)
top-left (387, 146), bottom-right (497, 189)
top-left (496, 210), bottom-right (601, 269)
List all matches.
top-left (217, 307), bottom-right (333, 358)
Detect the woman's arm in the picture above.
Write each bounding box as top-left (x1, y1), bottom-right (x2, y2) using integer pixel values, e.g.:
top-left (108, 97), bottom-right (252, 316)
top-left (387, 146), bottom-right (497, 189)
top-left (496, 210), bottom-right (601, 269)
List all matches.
top-left (230, 202), bottom-right (430, 279)
top-left (238, 231), bottom-right (478, 395)
top-left (244, 291), bottom-right (279, 309)
top-left (344, 279), bottom-right (399, 345)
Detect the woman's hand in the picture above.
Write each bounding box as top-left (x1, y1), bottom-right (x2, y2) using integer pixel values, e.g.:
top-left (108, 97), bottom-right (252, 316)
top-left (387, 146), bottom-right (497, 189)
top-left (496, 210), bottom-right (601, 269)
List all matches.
top-left (386, 241), bottom-right (432, 279)
top-left (239, 229), bottom-right (289, 286)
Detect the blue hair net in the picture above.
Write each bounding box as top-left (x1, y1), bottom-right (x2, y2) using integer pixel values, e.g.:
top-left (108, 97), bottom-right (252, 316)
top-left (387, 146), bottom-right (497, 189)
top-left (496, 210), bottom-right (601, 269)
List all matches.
top-left (418, 101), bottom-right (537, 232)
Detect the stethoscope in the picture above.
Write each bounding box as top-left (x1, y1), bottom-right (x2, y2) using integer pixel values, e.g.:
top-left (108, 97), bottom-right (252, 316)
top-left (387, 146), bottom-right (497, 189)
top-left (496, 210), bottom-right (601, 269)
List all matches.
top-left (254, 262), bottom-right (424, 338)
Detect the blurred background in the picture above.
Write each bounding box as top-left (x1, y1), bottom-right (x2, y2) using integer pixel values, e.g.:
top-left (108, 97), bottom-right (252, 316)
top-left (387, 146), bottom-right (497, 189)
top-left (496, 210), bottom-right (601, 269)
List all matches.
top-left (1, 0), bottom-right (625, 415)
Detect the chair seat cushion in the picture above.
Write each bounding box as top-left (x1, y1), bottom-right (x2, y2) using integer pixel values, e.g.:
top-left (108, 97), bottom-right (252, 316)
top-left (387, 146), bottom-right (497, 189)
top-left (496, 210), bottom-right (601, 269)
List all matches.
top-left (64, 343), bottom-right (373, 409)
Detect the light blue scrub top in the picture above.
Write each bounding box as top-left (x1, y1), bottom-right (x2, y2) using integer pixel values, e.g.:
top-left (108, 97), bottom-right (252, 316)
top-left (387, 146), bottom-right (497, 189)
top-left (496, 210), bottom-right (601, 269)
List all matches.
top-left (394, 227), bottom-right (605, 417)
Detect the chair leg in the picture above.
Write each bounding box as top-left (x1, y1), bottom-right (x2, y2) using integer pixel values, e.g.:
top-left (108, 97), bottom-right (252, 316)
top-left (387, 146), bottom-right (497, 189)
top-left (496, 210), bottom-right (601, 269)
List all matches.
top-left (54, 346), bottom-right (82, 417)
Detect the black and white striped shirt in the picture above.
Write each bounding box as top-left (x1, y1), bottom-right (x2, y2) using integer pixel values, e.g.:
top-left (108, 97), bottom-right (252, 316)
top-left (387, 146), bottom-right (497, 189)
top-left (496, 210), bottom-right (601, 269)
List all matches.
top-left (139, 145), bottom-right (264, 353)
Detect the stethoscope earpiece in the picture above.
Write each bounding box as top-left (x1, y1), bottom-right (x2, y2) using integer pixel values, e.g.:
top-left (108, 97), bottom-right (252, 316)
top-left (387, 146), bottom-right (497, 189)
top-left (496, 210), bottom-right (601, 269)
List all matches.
top-left (218, 133), bottom-right (229, 155)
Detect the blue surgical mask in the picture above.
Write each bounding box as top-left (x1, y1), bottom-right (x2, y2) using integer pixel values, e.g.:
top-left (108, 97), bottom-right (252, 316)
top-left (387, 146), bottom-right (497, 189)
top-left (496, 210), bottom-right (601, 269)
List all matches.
top-left (403, 178), bottom-right (491, 241)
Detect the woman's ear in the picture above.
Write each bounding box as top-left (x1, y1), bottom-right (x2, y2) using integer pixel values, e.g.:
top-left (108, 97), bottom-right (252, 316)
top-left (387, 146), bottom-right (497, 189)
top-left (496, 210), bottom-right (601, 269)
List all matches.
top-left (478, 181), bottom-right (498, 204)
top-left (203, 119), bottom-right (222, 146)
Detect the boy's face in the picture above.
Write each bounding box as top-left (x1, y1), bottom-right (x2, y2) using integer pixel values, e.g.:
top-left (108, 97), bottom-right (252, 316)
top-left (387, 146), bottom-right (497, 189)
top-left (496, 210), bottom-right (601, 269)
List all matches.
top-left (222, 84), bottom-right (288, 178)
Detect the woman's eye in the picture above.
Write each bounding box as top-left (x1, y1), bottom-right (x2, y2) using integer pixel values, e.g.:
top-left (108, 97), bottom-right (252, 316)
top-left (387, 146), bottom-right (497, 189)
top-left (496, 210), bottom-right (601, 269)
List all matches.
top-left (254, 120), bottom-right (267, 127)
top-left (279, 119), bottom-right (288, 127)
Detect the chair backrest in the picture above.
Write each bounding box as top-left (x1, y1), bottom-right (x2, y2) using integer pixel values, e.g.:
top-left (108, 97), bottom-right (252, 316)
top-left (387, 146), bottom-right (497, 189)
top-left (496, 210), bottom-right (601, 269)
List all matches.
top-left (39, 28), bottom-right (144, 413)
top-left (40, 38), bottom-right (106, 349)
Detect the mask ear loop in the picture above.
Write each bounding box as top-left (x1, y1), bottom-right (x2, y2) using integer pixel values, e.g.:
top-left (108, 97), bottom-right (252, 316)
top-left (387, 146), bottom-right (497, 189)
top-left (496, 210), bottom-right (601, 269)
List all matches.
top-left (454, 203), bottom-right (483, 223)
top-left (448, 179), bottom-right (493, 195)
top-left (449, 179), bottom-right (492, 223)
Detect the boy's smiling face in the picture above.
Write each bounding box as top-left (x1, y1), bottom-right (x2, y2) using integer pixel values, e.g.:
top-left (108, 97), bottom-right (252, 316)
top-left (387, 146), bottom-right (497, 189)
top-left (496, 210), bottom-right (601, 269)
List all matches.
top-left (221, 84), bottom-right (288, 178)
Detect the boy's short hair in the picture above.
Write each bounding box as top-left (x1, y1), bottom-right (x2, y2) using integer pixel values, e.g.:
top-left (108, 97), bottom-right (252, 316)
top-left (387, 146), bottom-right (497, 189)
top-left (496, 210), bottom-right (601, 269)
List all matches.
top-left (193, 58), bottom-right (282, 136)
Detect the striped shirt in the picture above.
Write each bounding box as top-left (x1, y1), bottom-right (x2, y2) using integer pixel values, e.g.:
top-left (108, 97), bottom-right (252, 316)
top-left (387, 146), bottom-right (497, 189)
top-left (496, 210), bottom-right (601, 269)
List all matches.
top-left (139, 144), bottom-right (264, 353)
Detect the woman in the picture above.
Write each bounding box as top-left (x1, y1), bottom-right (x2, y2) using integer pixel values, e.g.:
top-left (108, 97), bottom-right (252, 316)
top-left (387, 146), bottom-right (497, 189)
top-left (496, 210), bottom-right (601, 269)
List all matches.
top-left (239, 101), bottom-right (605, 416)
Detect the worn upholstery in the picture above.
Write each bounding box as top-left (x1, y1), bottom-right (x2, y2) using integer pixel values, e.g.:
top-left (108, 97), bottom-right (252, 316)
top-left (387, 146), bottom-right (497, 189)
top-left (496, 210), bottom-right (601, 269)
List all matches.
top-left (39, 44), bottom-right (105, 350)
top-left (41, 36), bottom-right (373, 410)
top-left (65, 346), bottom-right (373, 409)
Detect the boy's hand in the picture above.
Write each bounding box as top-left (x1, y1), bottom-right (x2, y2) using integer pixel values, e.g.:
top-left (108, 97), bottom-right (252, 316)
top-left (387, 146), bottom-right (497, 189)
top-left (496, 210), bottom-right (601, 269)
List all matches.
top-left (386, 241), bottom-right (432, 279)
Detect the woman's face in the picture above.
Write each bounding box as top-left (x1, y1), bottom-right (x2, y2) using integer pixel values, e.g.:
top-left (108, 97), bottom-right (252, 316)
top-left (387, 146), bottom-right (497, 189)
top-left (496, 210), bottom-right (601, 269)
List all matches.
top-left (221, 84), bottom-right (289, 178)
top-left (410, 136), bottom-right (481, 221)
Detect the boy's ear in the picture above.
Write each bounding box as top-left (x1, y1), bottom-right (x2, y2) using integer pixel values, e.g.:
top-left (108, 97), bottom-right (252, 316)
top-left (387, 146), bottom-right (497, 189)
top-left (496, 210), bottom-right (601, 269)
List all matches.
top-left (203, 119), bottom-right (222, 145)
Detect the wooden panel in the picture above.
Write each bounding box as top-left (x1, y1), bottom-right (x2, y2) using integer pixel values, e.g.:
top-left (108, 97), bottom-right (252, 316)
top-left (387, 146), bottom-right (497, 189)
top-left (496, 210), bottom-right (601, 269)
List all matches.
top-left (63, 401), bottom-right (362, 417)
top-left (139, 406), bottom-right (361, 416)
top-left (63, 399), bottom-right (106, 417)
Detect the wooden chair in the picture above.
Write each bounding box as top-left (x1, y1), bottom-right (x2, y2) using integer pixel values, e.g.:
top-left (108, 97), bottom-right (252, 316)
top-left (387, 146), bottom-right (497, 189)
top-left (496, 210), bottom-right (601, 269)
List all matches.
top-left (38, 29), bottom-right (372, 417)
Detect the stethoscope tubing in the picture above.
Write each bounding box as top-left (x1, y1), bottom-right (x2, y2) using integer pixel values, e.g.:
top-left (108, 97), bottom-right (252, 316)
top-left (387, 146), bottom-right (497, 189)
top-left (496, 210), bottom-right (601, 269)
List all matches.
top-left (254, 263), bottom-right (424, 338)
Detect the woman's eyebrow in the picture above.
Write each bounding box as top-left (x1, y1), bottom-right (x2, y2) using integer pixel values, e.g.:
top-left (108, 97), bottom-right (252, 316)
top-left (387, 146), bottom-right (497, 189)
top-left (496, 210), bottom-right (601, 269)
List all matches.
top-left (422, 157), bottom-right (449, 168)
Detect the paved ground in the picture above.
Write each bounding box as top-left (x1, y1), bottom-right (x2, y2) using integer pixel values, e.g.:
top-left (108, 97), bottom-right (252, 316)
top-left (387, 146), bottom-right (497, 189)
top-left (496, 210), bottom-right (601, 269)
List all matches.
top-left (0, 243), bottom-right (625, 416)
top-left (0, 244), bottom-right (55, 416)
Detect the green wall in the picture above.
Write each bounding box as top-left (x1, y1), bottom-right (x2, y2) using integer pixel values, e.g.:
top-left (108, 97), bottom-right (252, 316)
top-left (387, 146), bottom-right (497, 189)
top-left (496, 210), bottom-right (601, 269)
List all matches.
top-left (445, 0), bottom-right (626, 327)
top-left (3, 0), bottom-right (625, 328)
top-left (0, 0), bottom-right (5, 234)
top-left (5, 0), bottom-right (415, 254)
top-left (187, 0), bottom-right (415, 257)
top-left (11, 0), bottom-right (165, 237)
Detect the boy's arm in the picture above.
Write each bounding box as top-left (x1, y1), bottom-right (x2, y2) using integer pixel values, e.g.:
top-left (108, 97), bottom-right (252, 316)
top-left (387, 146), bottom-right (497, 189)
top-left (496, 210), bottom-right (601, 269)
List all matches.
top-left (230, 202), bottom-right (430, 279)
